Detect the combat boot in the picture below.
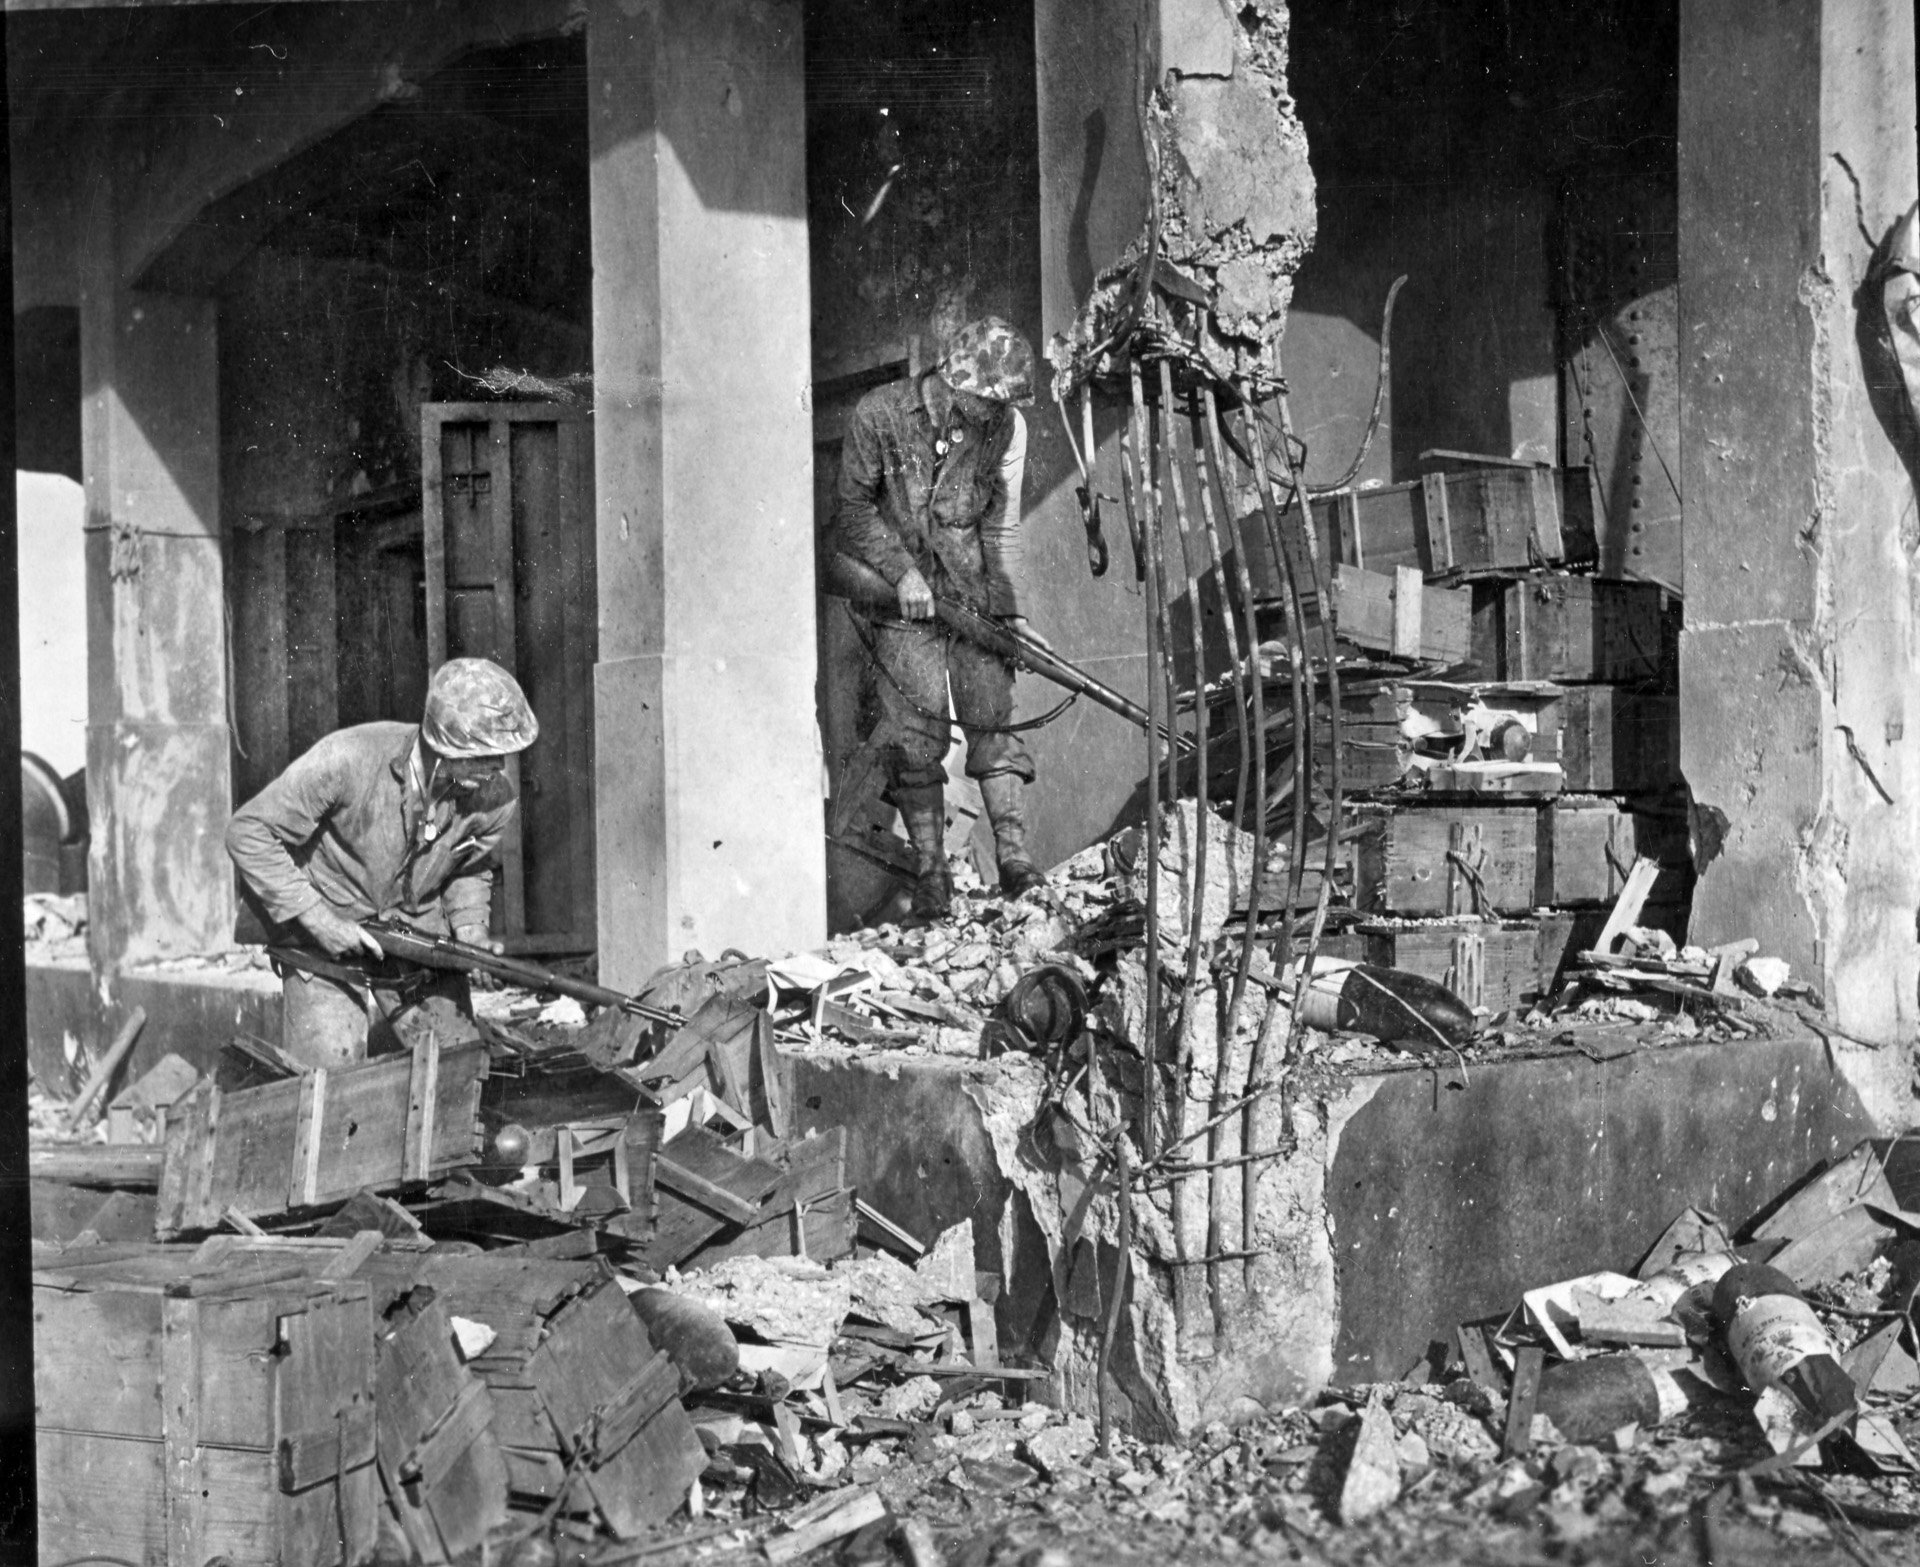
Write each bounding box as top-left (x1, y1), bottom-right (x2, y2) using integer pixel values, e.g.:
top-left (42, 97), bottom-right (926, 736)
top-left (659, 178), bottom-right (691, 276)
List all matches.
top-left (979, 773), bottom-right (1047, 898)
top-left (895, 784), bottom-right (953, 920)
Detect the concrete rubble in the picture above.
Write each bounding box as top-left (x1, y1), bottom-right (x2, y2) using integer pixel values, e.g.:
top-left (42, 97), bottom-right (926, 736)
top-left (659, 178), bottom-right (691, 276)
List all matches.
top-left (27, 785), bottom-right (1902, 1561)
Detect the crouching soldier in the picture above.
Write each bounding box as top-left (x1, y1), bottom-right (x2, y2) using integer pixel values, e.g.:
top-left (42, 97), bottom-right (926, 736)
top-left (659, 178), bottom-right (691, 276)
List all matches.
top-left (226, 657), bottom-right (538, 1070)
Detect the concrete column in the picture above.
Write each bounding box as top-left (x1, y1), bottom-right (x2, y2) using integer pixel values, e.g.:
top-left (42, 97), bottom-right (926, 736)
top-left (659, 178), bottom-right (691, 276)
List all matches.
top-left (587, 0), bottom-right (823, 987)
top-left (1679, 0), bottom-right (1919, 1079)
top-left (79, 193), bottom-right (233, 969)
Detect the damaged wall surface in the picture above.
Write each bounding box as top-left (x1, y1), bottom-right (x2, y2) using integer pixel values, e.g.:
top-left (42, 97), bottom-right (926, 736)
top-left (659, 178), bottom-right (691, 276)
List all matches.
top-left (1678, 0), bottom-right (1920, 1070)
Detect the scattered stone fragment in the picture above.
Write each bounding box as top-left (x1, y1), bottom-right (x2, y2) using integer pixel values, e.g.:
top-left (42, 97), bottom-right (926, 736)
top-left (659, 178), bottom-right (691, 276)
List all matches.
top-left (1338, 1392), bottom-right (1402, 1524)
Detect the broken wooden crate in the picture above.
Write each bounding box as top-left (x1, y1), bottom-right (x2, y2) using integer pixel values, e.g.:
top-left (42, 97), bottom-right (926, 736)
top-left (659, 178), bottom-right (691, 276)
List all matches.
top-left (354, 1252), bottom-right (706, 1536)
top-left (1352, 799), bottom-right (1691, 916)
top-left (35, 1244), bottom-right (380, 1566)
top-left (375, 1295), bottom-right (511, 1563)
top-left (156, 1039), bottom-right (489, 1237)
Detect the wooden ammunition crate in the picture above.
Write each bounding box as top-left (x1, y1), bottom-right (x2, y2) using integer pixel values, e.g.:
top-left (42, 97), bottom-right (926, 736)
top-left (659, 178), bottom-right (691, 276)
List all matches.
top-left (1351, 918), bottom-right (1561, 1014)
top-left (1241, 557), bottom-right (1471, 664)
top-left (158, 1040), bottom-right (489, 1237)
top-left (1461, 574), bottom-right (1676, 684)
top-left (1243, 463), bottom-right (1599, 580)
top-left (1559, 686), bottom-right (1681, 793)
top-left (35, 1248), bottom-right (379, 1566)
top-left (1352, 800), bottom-right (1691, 915)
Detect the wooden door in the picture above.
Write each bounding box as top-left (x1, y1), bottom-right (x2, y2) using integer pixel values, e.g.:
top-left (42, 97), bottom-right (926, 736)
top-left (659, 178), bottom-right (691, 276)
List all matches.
top-left (422, 402), bottom-right (596, 955)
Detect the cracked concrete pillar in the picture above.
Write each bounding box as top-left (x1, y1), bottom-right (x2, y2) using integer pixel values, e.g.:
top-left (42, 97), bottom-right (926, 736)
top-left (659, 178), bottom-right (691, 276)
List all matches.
top-left (1679, 0), bottom-right (1918, 1096)
top-left (587, 0), bottom-right (824, 987)
top-left (79, 176), bottom-right (234, 974)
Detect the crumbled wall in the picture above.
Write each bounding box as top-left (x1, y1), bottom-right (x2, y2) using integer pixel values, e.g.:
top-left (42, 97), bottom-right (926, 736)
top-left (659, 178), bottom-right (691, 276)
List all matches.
top-left (1048, 0), bottom-right (1315, 395)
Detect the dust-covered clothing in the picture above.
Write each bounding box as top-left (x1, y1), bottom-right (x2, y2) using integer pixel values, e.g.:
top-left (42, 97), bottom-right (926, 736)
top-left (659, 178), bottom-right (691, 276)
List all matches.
top-left (833, 373), bottom-right (1028, 618)
top-left (280, 965), bottom-right (477, 1070)
top-left (834, 372), bottom-right (1034, 792)
top-left (871, 619), bottom-right (1035, 791)
top-left (226, 721), bottom-right (515, 939)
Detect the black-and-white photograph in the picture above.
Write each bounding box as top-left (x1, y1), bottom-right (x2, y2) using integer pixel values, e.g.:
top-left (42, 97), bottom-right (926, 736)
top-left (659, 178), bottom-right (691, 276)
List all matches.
top-left (9, 0), bottom-right (1920, 1561)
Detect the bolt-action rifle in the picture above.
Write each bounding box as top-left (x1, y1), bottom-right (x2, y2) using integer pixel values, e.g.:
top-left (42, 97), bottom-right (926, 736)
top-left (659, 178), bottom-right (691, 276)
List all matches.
top-left (822, 551), bottom-right (1193, 752)
top-left (270, 919), bottom-right (682, 1029)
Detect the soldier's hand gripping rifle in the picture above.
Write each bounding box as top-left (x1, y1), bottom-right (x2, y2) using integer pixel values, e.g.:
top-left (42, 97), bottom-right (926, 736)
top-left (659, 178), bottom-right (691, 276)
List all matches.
top-left (822, 551), bottom-right (1194, 753)
top-left (269, 920), bottom-right (682, 1052)
top-left (364, 920), bottom-right (683, 1025)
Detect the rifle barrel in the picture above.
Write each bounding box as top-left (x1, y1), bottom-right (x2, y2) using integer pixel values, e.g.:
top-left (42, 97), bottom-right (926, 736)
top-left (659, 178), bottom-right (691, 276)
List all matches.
top-left (368, 923), bottom-right (681, 1027)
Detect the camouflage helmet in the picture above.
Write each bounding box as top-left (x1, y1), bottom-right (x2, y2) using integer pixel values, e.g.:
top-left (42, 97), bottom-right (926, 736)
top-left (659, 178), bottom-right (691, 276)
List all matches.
top-left (421, 658), bottom-right (538, 758)
top-left (940, 316), bottom-right (1036, 405)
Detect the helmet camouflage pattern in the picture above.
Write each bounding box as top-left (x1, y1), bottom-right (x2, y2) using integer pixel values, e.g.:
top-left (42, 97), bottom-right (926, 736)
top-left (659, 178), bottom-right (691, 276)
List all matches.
top-left (940, 316), bottom-right (1036, 405)
top-left (421, 657), bottom-right (539, 758)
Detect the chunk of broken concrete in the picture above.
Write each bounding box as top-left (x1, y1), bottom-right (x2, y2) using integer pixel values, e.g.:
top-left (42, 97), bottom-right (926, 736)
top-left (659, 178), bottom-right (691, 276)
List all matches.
top-left (1737, 956), bottom-right (1791, 997)
top-left (1338, 1392), bottom-right (1402, 1524)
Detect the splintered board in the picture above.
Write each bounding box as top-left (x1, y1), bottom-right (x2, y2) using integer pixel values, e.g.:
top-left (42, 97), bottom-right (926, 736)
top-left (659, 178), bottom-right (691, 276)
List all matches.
top-left (1352, 800), bottom-right (1691, 915)
top-left (684, 1127), bottom-right (856, 1267)
top-left (156, 1042), bottom-right (488, 1237)
top-left (35, 1258), bottom-right (379, 1565)
top-left (1461, 574), bottom-right (1676, 683)
top-left (375, 1299), bottom-right (510, 1564)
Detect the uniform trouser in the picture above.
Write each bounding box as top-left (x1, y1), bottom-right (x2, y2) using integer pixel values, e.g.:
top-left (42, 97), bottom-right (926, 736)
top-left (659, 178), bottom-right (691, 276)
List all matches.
top-left (871, 618), bottom-right (1035, 793)
top-left (281, 965), bottom-right (479, 1071)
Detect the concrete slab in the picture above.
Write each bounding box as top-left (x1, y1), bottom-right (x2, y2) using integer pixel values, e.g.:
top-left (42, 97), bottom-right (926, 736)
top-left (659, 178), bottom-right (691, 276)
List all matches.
top-left (27, 957), bottom-right (281, 1092)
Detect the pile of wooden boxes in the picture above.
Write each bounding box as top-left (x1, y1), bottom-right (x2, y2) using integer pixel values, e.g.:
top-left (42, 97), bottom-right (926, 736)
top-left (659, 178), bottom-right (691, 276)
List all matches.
top-left (1238, 451), bottom-right (1686, 1016)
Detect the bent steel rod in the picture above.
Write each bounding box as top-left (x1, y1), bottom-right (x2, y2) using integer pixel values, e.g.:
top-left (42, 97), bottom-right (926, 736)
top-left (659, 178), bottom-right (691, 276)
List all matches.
top-left (1239, 407), bottom-right (1313, 936)
top-left (1199, 385), bottom-right (1273, 1296)
top-left (1187, 386), bottom-right (1248, 1330)
top-left (1269, 383), bottom-right (1348, 1071)
top-left (1159, 357), bottom-right (1212, 1350)
top-left (1121, 359), bottom-right (1162, 1163)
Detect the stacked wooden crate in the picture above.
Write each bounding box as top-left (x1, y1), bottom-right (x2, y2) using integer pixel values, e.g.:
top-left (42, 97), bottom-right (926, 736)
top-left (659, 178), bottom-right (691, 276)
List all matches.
top-left (1238, 451), bottom-right (1687, 1015)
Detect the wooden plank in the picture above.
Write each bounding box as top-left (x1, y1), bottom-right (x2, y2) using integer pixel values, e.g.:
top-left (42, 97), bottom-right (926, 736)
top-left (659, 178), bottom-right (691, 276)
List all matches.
top-left (1503, 1345), bottom-right (1545, 1458)
top-left (1420, 471), bottom-right (1454, 572)
top-left (627, 1125), bottom-right (784, 1272)
top-left (1591, 857), bottom-right (1663, 956)
top-left (657, 1153), bottom-right (766, 1227)
top-left (31, 1139), bottom-right (165, 1188)
top-left (1390, 565), bottom-right (1423, 659)
top-left (687, 1128), bottom-right (854, 1268)
top-left (162, 1292), bottom-right (208, 1566)
top-left (765, 1491), bottom-right (889, 1564)
top-left (405, 1034), bottom-right (442, 1183)
top-left (376, 1299), bottom-right (510, 1562)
